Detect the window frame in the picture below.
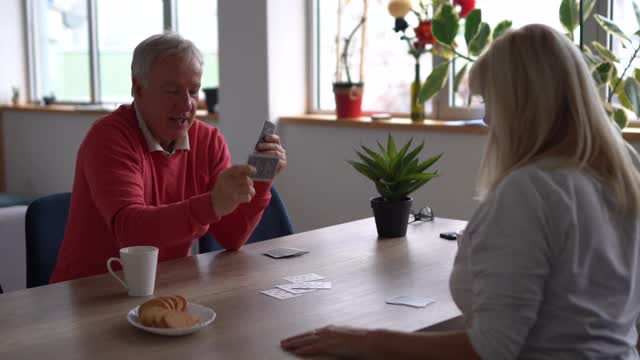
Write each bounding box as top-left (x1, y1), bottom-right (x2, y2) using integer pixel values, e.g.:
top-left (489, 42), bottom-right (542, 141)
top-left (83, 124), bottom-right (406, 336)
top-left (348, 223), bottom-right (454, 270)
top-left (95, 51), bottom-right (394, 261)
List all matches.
top-left (309, 0), bottom-right (616, 121)
top-left (24, 0), bottom-right (183, 104)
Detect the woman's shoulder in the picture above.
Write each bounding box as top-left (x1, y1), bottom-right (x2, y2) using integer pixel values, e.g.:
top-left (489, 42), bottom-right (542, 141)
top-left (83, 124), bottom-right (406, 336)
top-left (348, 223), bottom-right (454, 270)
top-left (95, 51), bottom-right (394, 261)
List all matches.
top-left (480, 159), bottom-right (604, 228)
top-left (497, 159), bottom-right (600, 198)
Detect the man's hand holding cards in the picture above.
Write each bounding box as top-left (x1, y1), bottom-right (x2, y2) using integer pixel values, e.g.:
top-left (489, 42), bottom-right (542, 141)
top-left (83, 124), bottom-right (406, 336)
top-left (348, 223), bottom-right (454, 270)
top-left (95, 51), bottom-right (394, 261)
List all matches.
top-left (210, 120), bottom-right (286, 215)
top-left (257, 119), bottom-right (276, 145)
top-left (248, 153), bottom-right (279, 182)
top-left (250, 120), bottom-right (286, 181)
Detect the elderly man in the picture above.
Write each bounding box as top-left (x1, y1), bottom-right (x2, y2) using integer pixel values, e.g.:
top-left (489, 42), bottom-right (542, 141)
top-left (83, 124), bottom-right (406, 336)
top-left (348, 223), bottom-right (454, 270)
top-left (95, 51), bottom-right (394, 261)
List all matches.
top-left (51, 32), bottom-right (287, 283)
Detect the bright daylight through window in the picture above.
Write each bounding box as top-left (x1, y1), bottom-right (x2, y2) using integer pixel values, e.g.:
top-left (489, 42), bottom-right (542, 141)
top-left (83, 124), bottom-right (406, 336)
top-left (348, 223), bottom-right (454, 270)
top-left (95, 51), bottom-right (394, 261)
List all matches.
top-left (29, 0), bottom-right (219, 105)
top-left (31, 0), bottom-right (91, 102)
top-left (313, 0), bottom-right (629, 121)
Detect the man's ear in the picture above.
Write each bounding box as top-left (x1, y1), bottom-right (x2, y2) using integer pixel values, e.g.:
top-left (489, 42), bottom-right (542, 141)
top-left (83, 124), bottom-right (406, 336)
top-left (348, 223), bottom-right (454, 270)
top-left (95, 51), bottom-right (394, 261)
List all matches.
top-left (132, 77), bottom-right (143, 98)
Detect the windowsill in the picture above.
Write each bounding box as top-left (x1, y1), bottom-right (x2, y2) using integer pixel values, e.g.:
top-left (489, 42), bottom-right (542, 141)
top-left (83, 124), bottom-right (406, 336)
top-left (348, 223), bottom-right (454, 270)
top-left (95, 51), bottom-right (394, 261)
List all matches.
top-left (622, 126), bottom-right (640, 141)
top-left (0, 104), bottom-right (218, 121)
top-left (279, 113), bottom-right (488, 134)
top-left (280, 113), bottom-right (640, 141)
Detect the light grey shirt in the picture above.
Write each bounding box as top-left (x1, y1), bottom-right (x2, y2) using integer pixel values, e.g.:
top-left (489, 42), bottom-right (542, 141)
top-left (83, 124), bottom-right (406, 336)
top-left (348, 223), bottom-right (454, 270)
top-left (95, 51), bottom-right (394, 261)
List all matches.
top-left (450, 160), bottom-right (640, 359)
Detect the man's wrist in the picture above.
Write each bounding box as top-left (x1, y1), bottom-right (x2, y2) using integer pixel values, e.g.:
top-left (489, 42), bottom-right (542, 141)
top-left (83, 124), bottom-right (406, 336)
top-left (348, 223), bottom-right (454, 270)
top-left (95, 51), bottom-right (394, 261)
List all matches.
top-left (254, 181), bottom-right (272, 198)
top-left (188, 192), bottom-right (220, 226)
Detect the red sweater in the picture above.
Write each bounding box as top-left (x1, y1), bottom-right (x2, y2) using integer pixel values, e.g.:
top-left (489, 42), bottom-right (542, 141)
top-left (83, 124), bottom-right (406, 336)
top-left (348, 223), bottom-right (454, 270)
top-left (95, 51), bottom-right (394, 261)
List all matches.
top-left (50, 105), bottom-right (271, 283)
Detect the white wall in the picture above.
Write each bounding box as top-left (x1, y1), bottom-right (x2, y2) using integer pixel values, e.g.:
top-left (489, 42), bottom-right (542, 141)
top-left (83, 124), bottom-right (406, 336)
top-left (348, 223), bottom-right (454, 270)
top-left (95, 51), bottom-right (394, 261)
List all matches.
top-left (0, 109), bottom-right (487, 232)
top-left (0, 0), bottom-right (27, 104)
top-left (5, 112), bottom-right (640, 234)
top-left (216, 0), bottom-right (270, 162)
top-left (267, 0), bottom-right (307, 122)
top-left (277, 124), bottom-right (486, 231)
top-left (217, 0), bottom-right (307, 162)
top-left (2, 111), bottom-right (95, 196)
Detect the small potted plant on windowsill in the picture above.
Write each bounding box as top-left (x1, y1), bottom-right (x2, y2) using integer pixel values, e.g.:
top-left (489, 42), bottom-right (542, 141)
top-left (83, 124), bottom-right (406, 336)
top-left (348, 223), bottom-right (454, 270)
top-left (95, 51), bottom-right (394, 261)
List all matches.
top-left (334, 0), bottom-right (368, 120)
top-left (11, 86), bottom-right (20, 106)
top-left (348, 134), bottom-right (442, 238)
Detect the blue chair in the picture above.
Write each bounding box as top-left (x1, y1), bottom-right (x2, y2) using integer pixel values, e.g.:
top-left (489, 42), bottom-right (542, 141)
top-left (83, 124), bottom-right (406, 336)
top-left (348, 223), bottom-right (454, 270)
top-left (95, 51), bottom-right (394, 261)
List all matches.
top-left (25, 192), bottom-right (71, 288)
top-left (24, 188), bottom-right (293, 286)
top-left (199, 187), bottom-right (294, 253)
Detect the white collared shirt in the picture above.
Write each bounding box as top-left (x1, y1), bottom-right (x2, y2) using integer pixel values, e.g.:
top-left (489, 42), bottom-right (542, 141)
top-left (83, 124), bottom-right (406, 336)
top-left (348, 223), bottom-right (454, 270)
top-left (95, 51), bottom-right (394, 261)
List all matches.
top-left (134, 103), bottom-right (190, 157)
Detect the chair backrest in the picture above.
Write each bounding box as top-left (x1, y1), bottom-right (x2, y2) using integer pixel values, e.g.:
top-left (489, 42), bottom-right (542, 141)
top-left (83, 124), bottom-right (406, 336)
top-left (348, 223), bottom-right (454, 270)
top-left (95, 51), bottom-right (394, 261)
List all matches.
top-left (199, 186), bottom-right (294, 253)
top-left (25, 192), bottom-right (71, 288)
top-left (24, 188), bottom-right (293, 285)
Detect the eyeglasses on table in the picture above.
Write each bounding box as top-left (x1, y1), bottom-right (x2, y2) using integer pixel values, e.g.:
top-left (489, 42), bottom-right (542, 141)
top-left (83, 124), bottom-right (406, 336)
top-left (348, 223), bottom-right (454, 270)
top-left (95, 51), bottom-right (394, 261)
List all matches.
top-left (408, 206), bottom-right (434, 224)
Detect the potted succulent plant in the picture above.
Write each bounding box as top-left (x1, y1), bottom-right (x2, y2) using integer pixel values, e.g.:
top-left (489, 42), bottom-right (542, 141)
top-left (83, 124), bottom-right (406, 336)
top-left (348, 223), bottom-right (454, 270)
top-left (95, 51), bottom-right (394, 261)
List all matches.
top-left (334, 0), bottom-right (368, 119)
top-left (348, 134), bottom-right (442, 238)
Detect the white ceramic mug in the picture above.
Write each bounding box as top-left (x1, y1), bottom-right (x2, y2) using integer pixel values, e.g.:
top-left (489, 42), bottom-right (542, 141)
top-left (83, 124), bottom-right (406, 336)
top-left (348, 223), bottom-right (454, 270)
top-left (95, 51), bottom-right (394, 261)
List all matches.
top-left (106, 246), bottom-right (158, 296)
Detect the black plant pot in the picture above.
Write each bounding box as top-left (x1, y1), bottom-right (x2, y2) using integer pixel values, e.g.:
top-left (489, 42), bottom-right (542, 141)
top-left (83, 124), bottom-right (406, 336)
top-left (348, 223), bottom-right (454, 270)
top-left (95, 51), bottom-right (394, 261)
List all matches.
top-left (203, 87), bottom-right (218, 113)
top-left (370, 197), bottom-right (413, 238)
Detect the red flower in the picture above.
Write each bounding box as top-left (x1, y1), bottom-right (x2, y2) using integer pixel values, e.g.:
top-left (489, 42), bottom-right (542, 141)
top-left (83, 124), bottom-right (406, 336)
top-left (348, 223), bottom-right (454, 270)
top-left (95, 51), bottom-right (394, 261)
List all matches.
top-left (414, 41), bottom-right (426, 51)
top-left (454, 0), bottom-right (476, 18)
top-left (414, 21), bottom-right (434, 46)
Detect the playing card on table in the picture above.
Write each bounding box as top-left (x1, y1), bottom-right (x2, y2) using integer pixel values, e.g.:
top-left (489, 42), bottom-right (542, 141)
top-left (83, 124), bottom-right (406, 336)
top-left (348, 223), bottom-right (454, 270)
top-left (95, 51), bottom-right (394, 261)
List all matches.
top-left (385, 295), bottom-right (435, 308)
top-left (260, 288), bottom-right (303, 300)
top-left (263, 247), bottom-right (309, 259)
top-left (276, 284), bottom-right (317, 294)
top-left (291, 281), bottom-right (332, 290)
top-left (257, 120), bottom-right (276, 144)
top-left (283, 273), bottom-right (325, 283)
top-left (248, 153), bottom-right (279, 182)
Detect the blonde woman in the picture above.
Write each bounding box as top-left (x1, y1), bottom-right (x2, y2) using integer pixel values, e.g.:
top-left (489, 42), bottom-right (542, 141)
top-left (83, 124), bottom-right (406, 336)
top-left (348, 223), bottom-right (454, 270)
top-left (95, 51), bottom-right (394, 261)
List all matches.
top-left (281, 24), bottom-right (640, 359)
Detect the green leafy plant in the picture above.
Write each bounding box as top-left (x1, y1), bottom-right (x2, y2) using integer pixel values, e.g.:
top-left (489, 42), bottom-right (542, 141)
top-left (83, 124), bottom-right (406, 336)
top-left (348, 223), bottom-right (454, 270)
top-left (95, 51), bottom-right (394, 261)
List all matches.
top-left (388, 0), bottom-right (475, 121)
top-left (417, 0), bottom-right (638, 129)
top-left (416, 2), bottom-right (512, 103)
top-left (348, 134), bottom-right (442, 202)
top-left (560, 0), bottom-right (639, 129)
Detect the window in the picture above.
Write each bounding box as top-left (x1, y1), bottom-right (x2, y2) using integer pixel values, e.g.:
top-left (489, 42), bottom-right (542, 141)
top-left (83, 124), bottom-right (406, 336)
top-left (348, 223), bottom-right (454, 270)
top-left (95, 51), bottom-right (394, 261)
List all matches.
top-left (610, 0), bottom-right (640, 119)
top-left (450, 0), bottom-right (565, 109)
top-left (97, 0), bottom-right (163, 103)
top-left (177, 0), bottom-right (219, 90)
top-left (27, 0), bottom-right (219, 104)
top-left (31, 0), bottom-right (91, 102)
top-left (316, 0), bottom-right (433, 115)
top-left (611, 0), bottom-right (638, 69)
top-left (313, 0), bottom-right (603, 120)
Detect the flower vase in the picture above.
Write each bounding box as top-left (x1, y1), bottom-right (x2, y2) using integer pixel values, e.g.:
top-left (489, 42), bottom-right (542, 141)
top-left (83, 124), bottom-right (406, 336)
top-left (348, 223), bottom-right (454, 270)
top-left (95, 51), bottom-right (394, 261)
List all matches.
top-left (410, 62), bottom-right (425, 122)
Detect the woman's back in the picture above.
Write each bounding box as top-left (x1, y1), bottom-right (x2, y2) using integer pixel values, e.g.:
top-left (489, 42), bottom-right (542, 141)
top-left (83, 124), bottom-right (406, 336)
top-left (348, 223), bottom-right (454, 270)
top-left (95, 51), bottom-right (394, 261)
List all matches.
top-left (450, 160), bottom-right (640, 359)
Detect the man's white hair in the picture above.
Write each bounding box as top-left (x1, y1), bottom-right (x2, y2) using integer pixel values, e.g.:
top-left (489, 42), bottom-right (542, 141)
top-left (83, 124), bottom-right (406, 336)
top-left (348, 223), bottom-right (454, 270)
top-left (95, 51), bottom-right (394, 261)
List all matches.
top-left (131, 32), bottom-right (203, 95)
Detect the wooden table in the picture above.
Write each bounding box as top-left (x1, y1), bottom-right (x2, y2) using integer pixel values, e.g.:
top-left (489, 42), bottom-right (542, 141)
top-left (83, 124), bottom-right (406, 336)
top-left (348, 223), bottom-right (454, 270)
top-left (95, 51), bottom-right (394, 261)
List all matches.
top-left (0, 217), bottom-right (465, 359)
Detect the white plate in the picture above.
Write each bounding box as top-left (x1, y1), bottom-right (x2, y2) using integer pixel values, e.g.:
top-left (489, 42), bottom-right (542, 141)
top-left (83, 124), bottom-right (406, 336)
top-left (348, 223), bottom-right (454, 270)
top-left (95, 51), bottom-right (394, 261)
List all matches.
top-left (127, 302), bottom-right (216, 336)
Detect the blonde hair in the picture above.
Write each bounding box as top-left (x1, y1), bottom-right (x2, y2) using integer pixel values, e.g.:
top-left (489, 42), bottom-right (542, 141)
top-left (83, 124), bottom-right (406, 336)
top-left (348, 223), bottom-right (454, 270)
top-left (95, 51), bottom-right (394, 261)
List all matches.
top-left (469, 24), bottom-right (640, 215)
